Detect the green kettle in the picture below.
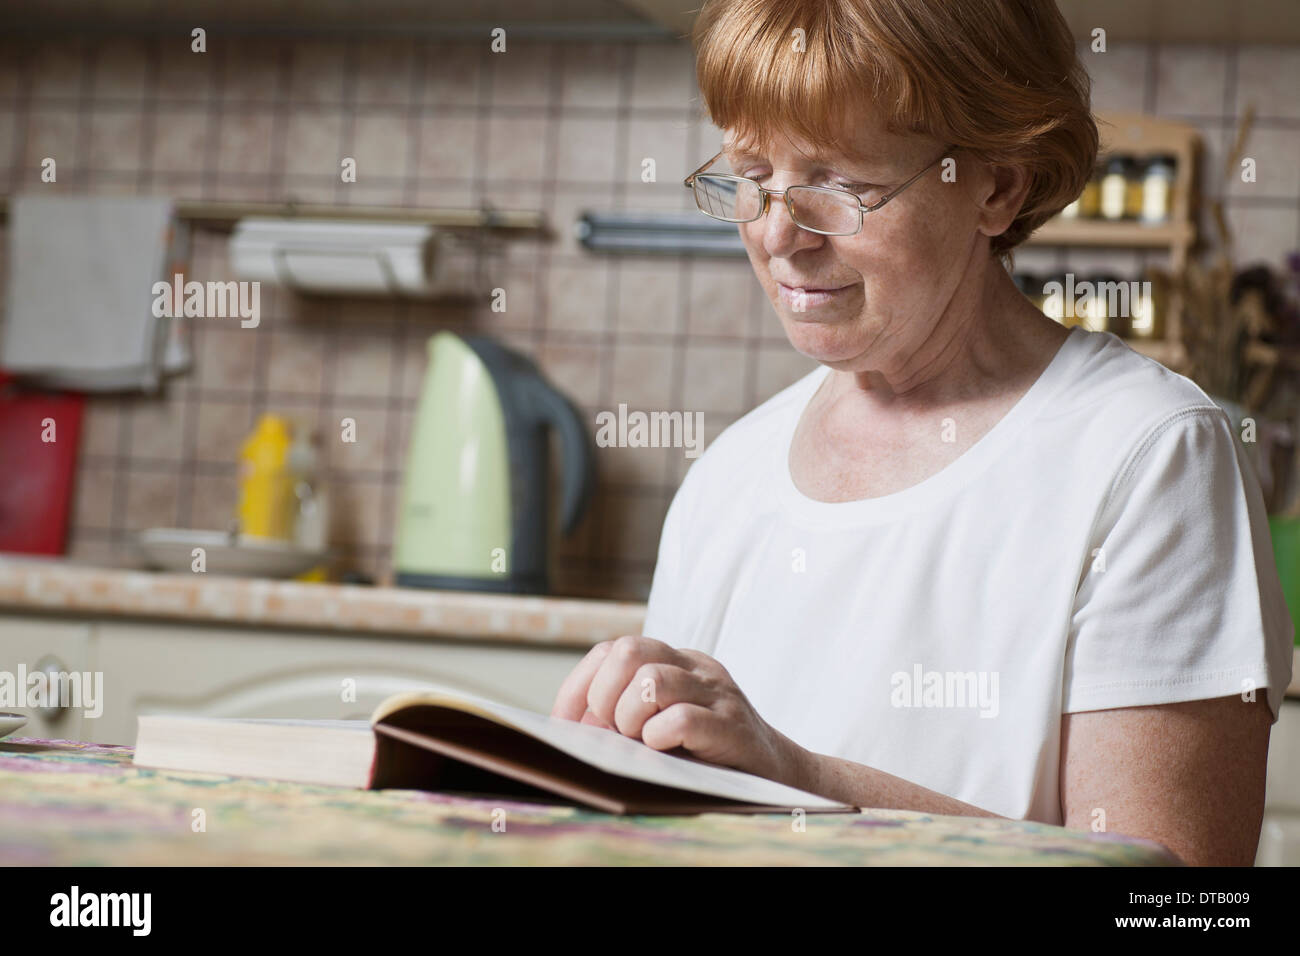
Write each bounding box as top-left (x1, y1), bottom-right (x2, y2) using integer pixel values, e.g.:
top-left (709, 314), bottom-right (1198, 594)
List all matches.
top-left (393, 332), bottom-right (595, 594)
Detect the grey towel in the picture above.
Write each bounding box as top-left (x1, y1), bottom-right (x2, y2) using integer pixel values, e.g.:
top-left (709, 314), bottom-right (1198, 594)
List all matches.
top-left (1, 194), bottom-right (189, 392)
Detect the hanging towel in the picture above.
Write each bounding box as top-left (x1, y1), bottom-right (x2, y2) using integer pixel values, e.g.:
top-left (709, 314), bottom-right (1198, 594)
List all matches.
top-left (0, 194), bottom-right (190, 392)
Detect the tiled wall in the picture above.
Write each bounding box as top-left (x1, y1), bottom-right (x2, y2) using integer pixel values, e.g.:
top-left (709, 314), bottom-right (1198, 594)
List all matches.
top-left (0, 33), bottom-right (1297, 600)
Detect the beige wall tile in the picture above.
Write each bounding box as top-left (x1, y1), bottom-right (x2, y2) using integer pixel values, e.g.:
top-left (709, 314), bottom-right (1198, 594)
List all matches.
top-left (71, 461), bottom-right (116, 529)
top-left (558, 42), bottom-right (624, 110)
top-left (355, 39), bottom-right (415, 106)
top-left (555, 115), bottom-right (620, 185)
top-left (681, 342), bottom-right (749, 414)
top-left (1225, 127), bottom-right (1300, 198)
top-left (485, 42), bottom-right (555, 109)
top-left (156, 43), bottom-right (214, 104)
top-left (88, 111), bottom-right (144, 173)
top-left (687, 261), bottom-right (754, 337)
top-left (284, 110), bottom-right (345, 177)
top-left (288, 40), bottom-right (347, 106)
top-left (90, 38), bottom-right (151, 104)
top-left (195, 327), bottom-right (259, 391)
top-left (546, 262), bottom-right (610, 334)
top-left (126, 394), bottom-right (189, 461)
top-left (151, 107), bottom-right (213, 174)
top-left (215, 109), bottom-right (276, 177)
top-left (1083, 43), bottom-right (1150, 114)
top-left (221, 38), bottom-right (285, 107)
top-left (266, 330), bottom-right (327, 395)
top-left (615, 261), bottom-right (681, 334)
top-left (484, 115), bottom-right (550, 182)
top-left (1236, 45), bottom-right (1300, 121)
top-left (323, 406), bottom-right (390, 473)
top-left (23, 106), bottom-right (79, 172)
top-left (1154, 45), bottom-right (1227, 115)
top-left (348, 112), bottom-right (411, 181)
top-left (123, 471), bottom-right (180, 531)
top-left (415, 114), bottom-right (478, 179)
top-left (609, 341), bottom-right (676, 408)
top-left (188, 471), bottom-right (238, 530)
top-left (28, 40), bottom-right (84, 99)
top-left (421, 41), bottom-right (482, 108)
top-left (80, 398), bottom-right (123, 458)
top-left (536, 341), bottom-right (607, 408)
top-left (624, 115), bottom-right (691, 192)
top-left (628, 42), bottom-right (695, 110)
top-left (333, 333), bottom-right (394, 398)
top-left (195, 399), bottom-right (254, 464)
top-left (1224, 206), bottom-right (1300, 270)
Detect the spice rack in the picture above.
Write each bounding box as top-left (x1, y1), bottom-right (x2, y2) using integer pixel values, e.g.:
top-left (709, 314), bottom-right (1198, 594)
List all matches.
top-left (1025, 111), bottom-right (1200, 371)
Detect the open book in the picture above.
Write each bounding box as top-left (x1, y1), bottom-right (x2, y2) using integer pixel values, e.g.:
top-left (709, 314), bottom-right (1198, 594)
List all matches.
top-left (133, 687), bottom-right (857, 815)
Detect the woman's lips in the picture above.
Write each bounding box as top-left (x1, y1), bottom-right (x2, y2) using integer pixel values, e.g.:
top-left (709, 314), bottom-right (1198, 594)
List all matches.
top-left (777, 282), bottom-right (853, 308)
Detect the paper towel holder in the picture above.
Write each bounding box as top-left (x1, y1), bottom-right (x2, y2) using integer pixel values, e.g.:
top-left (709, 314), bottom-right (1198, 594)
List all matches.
top-left (229, 218), bottom-right (500, 299)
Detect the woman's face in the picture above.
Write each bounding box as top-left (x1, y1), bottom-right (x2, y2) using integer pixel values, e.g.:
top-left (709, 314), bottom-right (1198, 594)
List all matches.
top-left (729, 121), bottom-right (987, 378)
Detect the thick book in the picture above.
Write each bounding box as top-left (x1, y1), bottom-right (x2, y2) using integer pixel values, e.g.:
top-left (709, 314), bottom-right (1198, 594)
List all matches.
top-left (133, 687), bottom-right (857, 815)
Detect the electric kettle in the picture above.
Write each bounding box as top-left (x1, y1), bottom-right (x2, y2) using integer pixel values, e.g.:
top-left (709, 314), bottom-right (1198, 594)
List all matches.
top-left (393, 331), bottom-right (595, 594)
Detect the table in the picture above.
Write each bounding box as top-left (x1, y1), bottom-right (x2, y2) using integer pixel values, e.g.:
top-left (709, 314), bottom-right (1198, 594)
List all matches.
top-left (0, 738), bottom-right (1180, 866)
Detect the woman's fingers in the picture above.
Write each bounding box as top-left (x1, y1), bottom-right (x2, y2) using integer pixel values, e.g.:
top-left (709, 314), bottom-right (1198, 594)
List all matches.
top-left (550, 640), bottom-right (615, 720)
top-left (640, 702), bottom-right (719, 755)
top-left (584, 635), bottom-right (686, 728)
top-left (611, 662), bottom-right (699, 740)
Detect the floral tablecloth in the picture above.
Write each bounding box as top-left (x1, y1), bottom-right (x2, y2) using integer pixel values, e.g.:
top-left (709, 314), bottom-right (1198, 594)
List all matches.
top-left (0, 738), bottom-right (1179, 866)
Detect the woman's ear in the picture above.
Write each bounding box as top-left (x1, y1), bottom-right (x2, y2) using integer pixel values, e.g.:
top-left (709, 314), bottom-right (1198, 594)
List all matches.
top-left (973, 163), bottom-right (1032, 243)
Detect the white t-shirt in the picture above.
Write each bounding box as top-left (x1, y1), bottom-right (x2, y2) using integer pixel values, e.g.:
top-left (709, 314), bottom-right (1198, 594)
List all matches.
top-left (641, 327), bottom-right (1294, 823)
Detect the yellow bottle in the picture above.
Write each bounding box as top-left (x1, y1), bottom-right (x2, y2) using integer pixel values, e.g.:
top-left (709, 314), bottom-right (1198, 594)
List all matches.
top-left (237, 414), bottom-right (295, 540)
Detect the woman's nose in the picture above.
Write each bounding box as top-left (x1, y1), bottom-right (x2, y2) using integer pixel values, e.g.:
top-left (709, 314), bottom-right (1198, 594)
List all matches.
top-left (755, 191), bottom-right (825, 258)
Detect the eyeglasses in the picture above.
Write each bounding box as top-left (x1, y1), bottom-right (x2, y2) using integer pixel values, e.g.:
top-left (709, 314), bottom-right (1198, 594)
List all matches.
top-left (682, 145), bottom-right (956, 236)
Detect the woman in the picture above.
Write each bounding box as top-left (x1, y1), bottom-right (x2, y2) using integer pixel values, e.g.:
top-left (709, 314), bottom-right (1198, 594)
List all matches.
top-left (552, 0), bottom-right (1293, 865)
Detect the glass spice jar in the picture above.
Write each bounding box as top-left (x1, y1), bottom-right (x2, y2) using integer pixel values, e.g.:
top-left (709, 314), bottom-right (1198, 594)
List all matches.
top-left (1127, 271), bottom-right (1166, 339)
top-left (1099, 157), bottom-right (1130, 220)
top-left (1141, 154), bottom-right (1176, 224)
top-left (1082, 274), bottom-right (1124, 334)
top-left (1124, 158), bottom-right (1147, 219)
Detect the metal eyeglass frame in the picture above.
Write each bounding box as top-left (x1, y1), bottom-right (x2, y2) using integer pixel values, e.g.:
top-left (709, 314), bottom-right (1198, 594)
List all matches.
top-left (682, 145), bottom-right (957, 236)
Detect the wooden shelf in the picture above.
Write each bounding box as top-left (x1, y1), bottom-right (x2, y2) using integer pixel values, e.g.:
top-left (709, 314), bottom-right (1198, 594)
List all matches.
top-left (1021, 112), bottom-right (1201, 374)
top-left (1028, 218), bottom-right (1194, 248)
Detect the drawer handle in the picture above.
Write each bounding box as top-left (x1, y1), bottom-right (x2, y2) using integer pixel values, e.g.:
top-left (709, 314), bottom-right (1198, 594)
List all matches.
top-left (33, 655), bottom-right (69, 719)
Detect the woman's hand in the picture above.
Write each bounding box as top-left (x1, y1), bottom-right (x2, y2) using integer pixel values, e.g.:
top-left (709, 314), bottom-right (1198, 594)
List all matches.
top-left (550, 635), bottom-right (807, 786)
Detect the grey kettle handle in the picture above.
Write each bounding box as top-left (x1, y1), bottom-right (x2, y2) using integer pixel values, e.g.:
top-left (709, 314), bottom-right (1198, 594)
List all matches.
top-left (528, 378), bottom-right (595, 536)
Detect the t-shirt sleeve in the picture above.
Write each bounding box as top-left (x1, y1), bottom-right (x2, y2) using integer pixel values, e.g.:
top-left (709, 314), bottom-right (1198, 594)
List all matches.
top-left (1063, 406), bottom-right (1294, 722)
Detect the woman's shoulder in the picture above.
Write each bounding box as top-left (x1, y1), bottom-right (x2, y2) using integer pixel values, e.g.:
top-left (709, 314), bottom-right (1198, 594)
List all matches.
top-left (1051, 329), bottom-right (1228, 444)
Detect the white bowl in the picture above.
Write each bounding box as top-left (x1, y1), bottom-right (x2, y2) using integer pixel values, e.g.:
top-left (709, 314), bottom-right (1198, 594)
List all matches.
top-left (136, 528), bottom-right (329, 578)
top-left (0, 713), bottom-right (28, 740)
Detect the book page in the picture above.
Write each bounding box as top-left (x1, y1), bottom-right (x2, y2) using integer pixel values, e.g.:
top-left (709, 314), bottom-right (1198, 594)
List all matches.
top-left (373, 688), bottom-right (850, 810)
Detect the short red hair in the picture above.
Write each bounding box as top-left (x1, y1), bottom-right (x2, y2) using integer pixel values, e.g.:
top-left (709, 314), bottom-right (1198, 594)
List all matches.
top-left (691, 0), bottom-right (1098, 254)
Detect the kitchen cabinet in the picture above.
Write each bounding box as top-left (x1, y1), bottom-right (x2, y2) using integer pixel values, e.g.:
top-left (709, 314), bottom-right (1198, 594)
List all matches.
top-left (4, 615), bottom-right (585, 747)
top-left (0, 616), bottom-right (94, 743)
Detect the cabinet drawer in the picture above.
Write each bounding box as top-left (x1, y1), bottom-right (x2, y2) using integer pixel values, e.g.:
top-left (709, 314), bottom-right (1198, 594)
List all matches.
top-left (88, 622), bottom-right (586, 745)
top-left (0, 616), bottom-right (93, 742)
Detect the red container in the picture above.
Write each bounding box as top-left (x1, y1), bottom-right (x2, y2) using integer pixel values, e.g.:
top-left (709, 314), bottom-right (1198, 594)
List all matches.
top-left (0, 372), bottom-right (84, 554)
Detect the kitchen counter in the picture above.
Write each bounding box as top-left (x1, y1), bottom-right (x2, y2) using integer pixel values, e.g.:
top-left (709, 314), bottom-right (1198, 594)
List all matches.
top-left (0, 558), bottom-right (644, 649)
